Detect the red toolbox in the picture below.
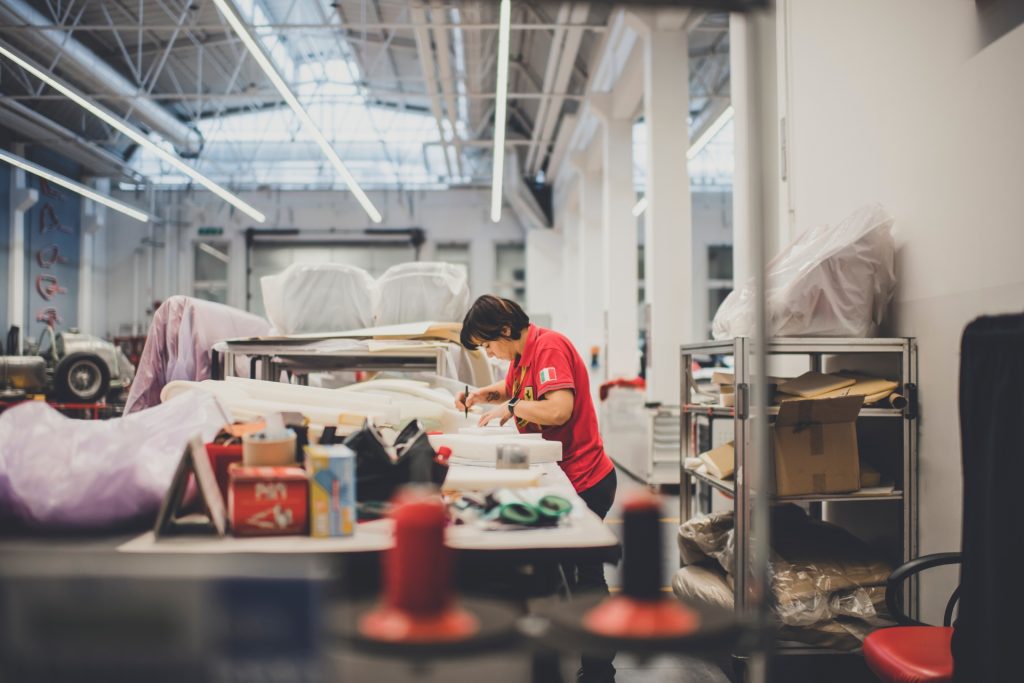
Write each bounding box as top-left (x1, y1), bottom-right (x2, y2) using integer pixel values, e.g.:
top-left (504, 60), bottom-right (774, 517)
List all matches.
top-left (228, 465), bottom-right (308, 536)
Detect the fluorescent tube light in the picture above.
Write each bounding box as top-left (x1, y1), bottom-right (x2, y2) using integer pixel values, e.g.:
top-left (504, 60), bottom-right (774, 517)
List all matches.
top-left (0, 46), bottom-right (263, 223)
top-left (0, 149), bottom-right (149, 223)
top-left (687, 105), bottom-right (734, 160)
top-left (489, 0), bottom-right (511, 223)
top-left (197, 241), bottom-right (231, 264)
top-left (632, 196), bottom-right (648, 217)
top-left (0, 43), bottom-right (265, 223)
top-left (210, 0), bottom-right (382, 223)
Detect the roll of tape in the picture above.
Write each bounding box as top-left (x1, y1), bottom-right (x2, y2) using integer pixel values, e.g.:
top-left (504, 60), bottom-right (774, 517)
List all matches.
top-left (242, 429), bottom-right (298, 466)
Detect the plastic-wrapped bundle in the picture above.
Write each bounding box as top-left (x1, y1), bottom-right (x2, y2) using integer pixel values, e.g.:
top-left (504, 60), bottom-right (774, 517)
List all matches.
top-left (0, 390), bottom-right (227, 528)
top-left (677, 509), bottom-right (735, 569)
top-left (261, 263), bottom-right (375, 334)
top-left (672, 564), bottom-right (735, 609)
top-left (374, 262), bottom-right (470, 325)
top-left (675, 506), bottom-right (892, 641)
top-left (713, 203), bottom-right (896, 339)
top-left (124, 295), bottom-right (270, 413)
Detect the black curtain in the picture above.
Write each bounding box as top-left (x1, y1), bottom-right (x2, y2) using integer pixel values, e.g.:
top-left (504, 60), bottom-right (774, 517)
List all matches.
top-left (953, 313), bottom-right (1024, 681)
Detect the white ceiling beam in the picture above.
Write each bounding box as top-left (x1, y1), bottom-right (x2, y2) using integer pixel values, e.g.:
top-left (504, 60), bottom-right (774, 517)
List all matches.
top-left (429, 0), bottom-right (465, 178)
top-left (523, 2), bottom-right (571, 174)
top-left (526, 2), bottom-right (590, 177)
top-left (409, 2), bottom-right (454, 179)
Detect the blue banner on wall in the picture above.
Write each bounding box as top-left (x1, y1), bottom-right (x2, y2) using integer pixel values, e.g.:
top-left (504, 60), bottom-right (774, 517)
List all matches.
top-left (23, 148), bottom-right (80, 336)
top-left (0, 163), bottom-right (10, 336)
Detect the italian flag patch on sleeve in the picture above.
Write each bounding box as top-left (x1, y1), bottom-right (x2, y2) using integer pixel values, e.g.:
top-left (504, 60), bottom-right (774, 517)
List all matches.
top-left (539, 367), bottom-right (557, 384)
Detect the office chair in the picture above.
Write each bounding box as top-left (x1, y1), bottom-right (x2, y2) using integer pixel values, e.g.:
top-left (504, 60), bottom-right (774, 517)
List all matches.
top-left (864, 313), bottom-right (1024, 683)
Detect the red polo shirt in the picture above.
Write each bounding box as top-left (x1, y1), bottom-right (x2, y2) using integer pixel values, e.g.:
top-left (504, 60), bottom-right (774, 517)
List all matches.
top-left (504, 324), bottom-right (614, 493)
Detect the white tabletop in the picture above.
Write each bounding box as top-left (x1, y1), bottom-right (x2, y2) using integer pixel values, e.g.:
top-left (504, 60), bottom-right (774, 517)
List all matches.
top-left (118, 462), bottom-right (617, 555)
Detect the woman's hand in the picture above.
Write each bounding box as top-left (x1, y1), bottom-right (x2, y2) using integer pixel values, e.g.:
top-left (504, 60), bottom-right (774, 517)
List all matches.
top-left (477, 403), bottom-right (513, 427)
top-left (455, 384), bottom-right (506, 412)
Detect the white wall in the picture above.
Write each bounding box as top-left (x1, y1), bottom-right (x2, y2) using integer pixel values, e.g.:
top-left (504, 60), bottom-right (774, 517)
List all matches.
top-left (783, 0), bottom-right (1024, 622)
top-left (101, 188), bottom-right (525, 336)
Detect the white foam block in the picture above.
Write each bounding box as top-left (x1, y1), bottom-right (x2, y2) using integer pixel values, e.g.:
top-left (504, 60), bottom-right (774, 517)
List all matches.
top-left (429, 433), bottom-right (561, 463)
top-left (442, 465), bottom-right (542, 491)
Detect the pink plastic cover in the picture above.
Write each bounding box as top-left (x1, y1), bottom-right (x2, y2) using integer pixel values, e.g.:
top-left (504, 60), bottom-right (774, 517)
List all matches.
top-left (124, 295), bottom-right (270, 414)
top-left (0, 390), bottom-right (228, 528)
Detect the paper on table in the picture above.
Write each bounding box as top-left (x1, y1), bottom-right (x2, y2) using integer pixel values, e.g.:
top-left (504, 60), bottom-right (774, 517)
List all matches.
top-left (364, 339), bottom-right (450, 353)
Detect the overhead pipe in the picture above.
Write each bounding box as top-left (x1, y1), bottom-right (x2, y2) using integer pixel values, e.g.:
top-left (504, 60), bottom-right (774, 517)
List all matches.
top-left (0, 0), bottom-right (202, 156)
top-left (0, 98), bottom-right (141, 180)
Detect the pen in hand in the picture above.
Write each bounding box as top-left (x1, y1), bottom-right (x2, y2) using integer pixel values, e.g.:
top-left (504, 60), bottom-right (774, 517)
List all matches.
top-left (464, 384), bottom-right (469, 418)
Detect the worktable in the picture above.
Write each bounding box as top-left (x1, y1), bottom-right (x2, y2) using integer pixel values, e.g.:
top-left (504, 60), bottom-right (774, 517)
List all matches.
top-left (116, 463), bottom-right (619, 559)
top-left (211, 336), bottom-right (457, 382)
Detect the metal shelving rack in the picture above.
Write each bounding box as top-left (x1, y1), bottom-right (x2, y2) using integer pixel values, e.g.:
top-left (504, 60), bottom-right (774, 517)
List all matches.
top-left (679, 337), bottom-right (919, 650)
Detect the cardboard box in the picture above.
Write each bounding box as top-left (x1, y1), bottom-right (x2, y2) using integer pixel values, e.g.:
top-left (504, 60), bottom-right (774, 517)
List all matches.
top-left (698, 441), bottom-right (735, 479)
top-left (228, 465), bottom-right (308, 536)
top-left (772, 396), bottom-right (863, 496)
top-left (778, 371), bottom-right (856, 398)
top-left (305, 445), bottom-right (356, 537)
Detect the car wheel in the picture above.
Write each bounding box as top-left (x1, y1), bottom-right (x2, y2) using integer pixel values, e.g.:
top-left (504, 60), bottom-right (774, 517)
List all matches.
top-left (54, 353), bottom-right (110, 403)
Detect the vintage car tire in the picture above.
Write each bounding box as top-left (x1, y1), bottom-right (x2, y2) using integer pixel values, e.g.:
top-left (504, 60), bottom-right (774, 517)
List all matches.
top-left (54, 353), bottom-right (110, 403)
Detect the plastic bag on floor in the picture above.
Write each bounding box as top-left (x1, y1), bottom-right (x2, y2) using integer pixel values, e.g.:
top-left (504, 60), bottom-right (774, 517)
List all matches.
top-left (261, 263), bottom-right (375, 334)
top-left (0, 390), bottom-right (228, 528)
top-left (712, 203), bottom-right (896, 339)
top-left (374, 262), bottom-right (470, 325)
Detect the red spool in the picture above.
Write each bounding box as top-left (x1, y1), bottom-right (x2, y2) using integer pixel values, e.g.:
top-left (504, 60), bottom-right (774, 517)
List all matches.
top-left (359, 488), bottom-right (478, 642)
top-left (583, 490), bottom-right (702, 639)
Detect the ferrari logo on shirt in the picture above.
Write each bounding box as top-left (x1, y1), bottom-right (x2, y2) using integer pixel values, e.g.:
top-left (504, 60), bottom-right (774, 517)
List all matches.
top-left (539, 367), bottom-right (557, 384)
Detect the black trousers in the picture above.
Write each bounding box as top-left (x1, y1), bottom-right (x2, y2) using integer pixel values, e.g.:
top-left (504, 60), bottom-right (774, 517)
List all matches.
top-left (570, 468), bottom-right (617, 682)
top-left (572, 469), bottom-right (617, 593)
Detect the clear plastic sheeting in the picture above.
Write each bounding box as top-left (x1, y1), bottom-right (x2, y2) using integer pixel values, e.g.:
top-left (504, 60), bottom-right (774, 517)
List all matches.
top-left (0, 390), bottom-right (227, 528)
top-left (124, 296), bottom-right (271, 414)
top-left (676, 506), bottom-right (893, 646)
top-left (374, 262), bottom-right (470, 326)
top-left (261, 263), bottom-right (376, 334)
top-left (677, 507), bottom-right (736, 569)
top-left (672, 564), bottom-right (735, 609)
top-left (713, 203), bottom-right (896, 339)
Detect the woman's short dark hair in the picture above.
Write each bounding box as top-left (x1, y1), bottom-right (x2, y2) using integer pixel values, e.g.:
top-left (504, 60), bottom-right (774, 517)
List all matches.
top-left (460, 295), bottom-right (530, 349)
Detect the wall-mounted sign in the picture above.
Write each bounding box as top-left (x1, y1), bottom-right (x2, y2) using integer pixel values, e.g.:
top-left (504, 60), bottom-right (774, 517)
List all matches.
top-left (25, 151), bottom-right (80, 333)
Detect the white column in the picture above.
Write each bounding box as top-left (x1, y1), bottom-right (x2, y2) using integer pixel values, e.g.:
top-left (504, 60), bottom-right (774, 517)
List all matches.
top-left (525, 229), bottom-right (563, 325)
top-left (575, 164), bottom-right (604, 371)
top-left (593, 96), bottom-right (639, 380)
top-left (469, 237), bottom-right (495, 299)
top-left (731, 11), bottom-right (781, 289)
top-left (559, 203), bottom-right (582, 344)
top-left (7, 145), bottom-right (39, 350)
top-left (79, 177), bottom-right (108, 335)
top-left (642, 27), bottom-right (692, 404)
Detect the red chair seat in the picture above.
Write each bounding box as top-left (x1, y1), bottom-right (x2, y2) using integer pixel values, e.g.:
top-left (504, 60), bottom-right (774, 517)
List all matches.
top-left (863, 626), bottom-right (953, 683)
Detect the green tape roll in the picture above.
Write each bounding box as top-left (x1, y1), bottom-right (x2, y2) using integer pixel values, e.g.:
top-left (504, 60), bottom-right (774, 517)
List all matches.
top-left (499, 502), bottom-right (539, 525)
top-left (536, 495), bottom-right (572, 519)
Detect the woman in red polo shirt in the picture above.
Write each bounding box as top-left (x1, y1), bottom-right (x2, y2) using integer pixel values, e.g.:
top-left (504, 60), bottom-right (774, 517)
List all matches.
top-left (455, 295), bottom-right (618, 568)
top-left (456, 296), bottom-right (618, 682)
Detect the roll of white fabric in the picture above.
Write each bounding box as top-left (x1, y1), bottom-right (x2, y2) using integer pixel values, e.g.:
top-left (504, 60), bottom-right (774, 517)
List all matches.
top-left (160, 379), bottom-right (401, 425)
